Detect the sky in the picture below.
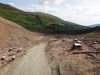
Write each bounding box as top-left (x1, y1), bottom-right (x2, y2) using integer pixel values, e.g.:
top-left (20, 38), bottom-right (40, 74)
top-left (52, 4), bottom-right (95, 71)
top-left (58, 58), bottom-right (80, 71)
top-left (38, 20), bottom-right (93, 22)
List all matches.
top-left (0, 0), bottom-right (100, 26)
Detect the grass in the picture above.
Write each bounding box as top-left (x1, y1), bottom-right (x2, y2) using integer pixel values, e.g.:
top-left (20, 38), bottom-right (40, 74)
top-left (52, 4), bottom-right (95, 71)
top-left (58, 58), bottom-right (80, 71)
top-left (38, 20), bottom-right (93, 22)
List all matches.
top-left (84, 33), bottom-right (94, 38)
top-left (52, 65), bottom-right (62, 75)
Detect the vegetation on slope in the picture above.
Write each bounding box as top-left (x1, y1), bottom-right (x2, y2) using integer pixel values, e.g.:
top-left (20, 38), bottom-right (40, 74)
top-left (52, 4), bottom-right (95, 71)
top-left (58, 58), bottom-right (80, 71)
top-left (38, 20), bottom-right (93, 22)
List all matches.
top-left (78, 26), bottom-right (100, 34)
top-left (0, 3), bottom-right (89, 34)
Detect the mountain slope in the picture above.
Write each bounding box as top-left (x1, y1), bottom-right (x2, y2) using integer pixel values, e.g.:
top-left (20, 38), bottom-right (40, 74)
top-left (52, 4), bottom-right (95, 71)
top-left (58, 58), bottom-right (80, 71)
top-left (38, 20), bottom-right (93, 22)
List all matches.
top-left (0, 3), bottom-right (89, 34)
top-left (0, 17), bottom-right (40, 50)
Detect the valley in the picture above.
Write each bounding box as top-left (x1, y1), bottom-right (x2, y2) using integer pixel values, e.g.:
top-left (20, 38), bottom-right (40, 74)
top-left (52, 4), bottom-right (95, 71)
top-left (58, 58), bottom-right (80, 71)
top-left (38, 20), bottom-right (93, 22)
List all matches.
top-left (0, 2), bottom-right (100, 75)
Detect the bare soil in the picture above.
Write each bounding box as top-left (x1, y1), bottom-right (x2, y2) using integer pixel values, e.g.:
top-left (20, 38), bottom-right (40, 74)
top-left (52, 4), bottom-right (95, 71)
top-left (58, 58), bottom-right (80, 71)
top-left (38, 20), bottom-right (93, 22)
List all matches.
top-left (0, 17), bottom-right (52, 68)
top-left (0, 43), bottom-right (51, 75)
top-left (0, 17), bottom-right (41, 50)
top-left (46, 34), bottom-right (100, 75)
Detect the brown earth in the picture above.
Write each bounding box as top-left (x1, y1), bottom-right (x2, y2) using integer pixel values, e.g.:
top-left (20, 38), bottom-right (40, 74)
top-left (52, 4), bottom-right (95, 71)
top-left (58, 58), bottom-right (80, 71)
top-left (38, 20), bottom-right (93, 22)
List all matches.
top-left (0, 43), bottom-right (51, 75)
top-left (0, 17), bottom-right (51, 68)
top-left (46, 33), bottom-right (100, 75)
top-left (0, 17), bottom-right (41, 50)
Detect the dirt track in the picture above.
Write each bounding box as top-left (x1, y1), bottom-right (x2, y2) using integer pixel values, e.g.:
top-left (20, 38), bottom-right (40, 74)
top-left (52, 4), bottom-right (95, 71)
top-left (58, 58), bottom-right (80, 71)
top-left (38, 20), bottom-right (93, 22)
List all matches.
top-left (0, 43), bottom-right (51, 75)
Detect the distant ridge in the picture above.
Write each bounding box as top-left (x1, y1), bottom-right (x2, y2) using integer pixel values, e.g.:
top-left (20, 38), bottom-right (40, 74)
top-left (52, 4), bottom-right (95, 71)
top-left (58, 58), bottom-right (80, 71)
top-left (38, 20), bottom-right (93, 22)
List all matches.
top-left (89, 24), bottom-right (100, 27)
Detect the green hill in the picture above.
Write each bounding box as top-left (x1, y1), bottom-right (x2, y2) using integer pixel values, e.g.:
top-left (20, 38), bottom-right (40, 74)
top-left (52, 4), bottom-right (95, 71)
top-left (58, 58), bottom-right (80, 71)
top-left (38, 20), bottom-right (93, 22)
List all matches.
top-left (0, 3), bottom-right (89, 34)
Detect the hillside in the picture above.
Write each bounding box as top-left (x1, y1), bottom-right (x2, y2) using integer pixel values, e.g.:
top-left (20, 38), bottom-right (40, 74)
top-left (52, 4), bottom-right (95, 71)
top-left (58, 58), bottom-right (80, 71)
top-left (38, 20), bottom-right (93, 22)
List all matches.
top-left (0, 17), bottom-right (40, 50)
top-left (79, 26), bottom-right (100, 34)
top-left (0, 3), bottom-right (89, 34)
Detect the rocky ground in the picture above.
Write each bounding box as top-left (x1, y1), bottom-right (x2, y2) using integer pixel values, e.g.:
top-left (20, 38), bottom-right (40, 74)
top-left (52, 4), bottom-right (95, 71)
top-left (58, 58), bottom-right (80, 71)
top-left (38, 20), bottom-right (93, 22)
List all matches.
top-left (46, 32), bottom-right (100, 75)
top-left (0, 43), bottom-right (51, 75)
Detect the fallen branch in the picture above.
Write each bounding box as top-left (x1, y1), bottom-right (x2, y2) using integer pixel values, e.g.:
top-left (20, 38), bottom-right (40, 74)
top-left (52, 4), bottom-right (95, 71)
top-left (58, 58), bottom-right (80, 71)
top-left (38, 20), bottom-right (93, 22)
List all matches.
top-left (73, 51), bottom-right (100, 54)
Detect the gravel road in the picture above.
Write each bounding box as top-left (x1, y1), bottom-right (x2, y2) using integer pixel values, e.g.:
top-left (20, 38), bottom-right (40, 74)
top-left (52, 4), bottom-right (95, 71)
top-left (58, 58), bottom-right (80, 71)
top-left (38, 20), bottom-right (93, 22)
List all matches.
top-left (0, 43), bottom-right (51, 75)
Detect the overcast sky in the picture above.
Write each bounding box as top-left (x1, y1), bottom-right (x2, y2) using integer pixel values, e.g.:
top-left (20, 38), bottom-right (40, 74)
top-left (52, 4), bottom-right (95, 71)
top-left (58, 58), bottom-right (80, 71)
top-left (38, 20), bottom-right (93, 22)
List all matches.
top-left (0, 0), bottom-right (100, 26)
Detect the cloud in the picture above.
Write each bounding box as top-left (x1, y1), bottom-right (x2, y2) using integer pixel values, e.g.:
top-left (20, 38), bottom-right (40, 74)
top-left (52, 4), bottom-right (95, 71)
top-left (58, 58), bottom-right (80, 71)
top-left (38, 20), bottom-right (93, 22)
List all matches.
top-left (8, 2), bottom-right (15, 6)
top-left (24, 0), bottom-right (100, 25)
top-left (26, 3), bottom-right (100, 25)
top-left (39, 0), bottom-right (49, 5)
top-left (38, 0), bottom-right (65, 5)
top-left (53, 0), bottom-right (65, 5)
top-left (54, 4), bottom-right (100, 25)
top-left (26, 4), bottom-right (58, 13)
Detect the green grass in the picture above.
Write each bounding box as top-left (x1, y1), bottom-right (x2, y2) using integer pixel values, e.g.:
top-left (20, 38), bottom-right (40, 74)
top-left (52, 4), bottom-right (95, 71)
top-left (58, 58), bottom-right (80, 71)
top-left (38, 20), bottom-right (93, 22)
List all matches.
top-left (52, 65), bottom-right (61, 75)
top-left (0, 3), bottom-right (89, 34)
top-left (84, 33), bottom-right (94, 38)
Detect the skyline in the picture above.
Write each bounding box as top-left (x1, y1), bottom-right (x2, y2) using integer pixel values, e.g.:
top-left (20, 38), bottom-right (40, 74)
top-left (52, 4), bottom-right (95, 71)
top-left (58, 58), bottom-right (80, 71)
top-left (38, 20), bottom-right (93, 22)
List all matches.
top-left (0, 0), bottom-right (100, 26)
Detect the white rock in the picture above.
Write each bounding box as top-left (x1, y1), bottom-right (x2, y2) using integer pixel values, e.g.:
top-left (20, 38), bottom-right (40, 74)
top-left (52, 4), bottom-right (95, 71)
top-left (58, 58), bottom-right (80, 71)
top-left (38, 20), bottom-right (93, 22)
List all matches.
top-left (74, 43), bottom-right (82, 46)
